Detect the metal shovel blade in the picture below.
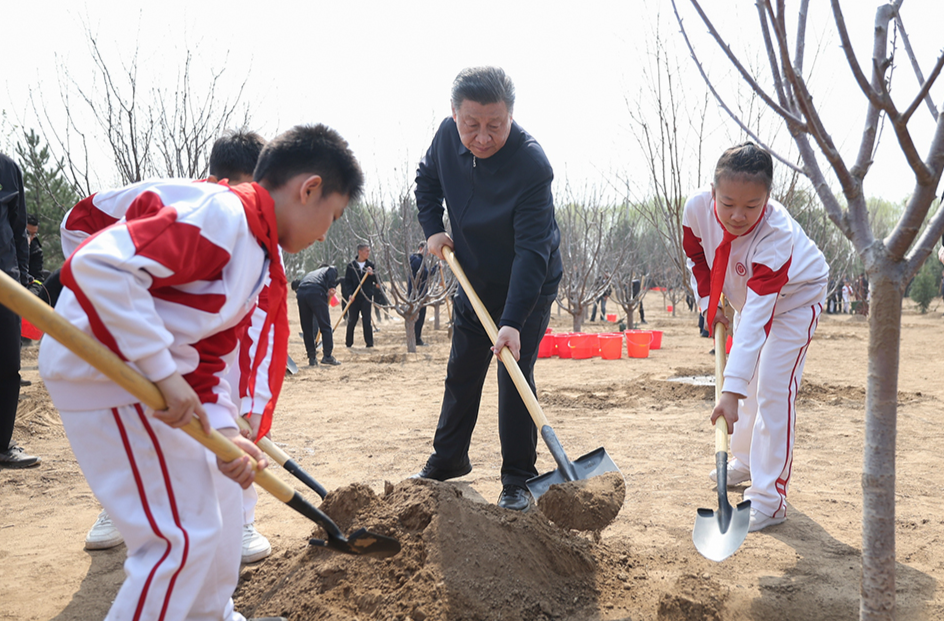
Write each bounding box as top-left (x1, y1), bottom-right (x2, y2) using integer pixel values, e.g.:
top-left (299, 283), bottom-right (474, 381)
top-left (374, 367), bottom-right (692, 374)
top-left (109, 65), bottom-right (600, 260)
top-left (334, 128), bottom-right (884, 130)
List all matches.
top-left (525, 426), bottom-right (621, 500)
top-left (286, 354), bottom-right (299, 375)
top-left (290, 494), bottom-right (401, 558)
top-left (692, 452), bottom-right (751, 562)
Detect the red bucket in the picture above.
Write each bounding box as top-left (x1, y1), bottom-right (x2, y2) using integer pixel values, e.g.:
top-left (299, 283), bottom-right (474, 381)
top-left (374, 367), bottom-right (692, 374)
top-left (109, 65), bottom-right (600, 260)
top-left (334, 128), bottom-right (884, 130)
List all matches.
top-left (649, 330), bottom-right (663, 350)
top-left (570, 333), bottom-right (599, 359)
top-left (599, 334), bottom-right (623, 359)
top-left (555, 333), bottom-right (573, 359)
top-left (538, 333), bottom-right (556, 358)
top-left (625, 330), bottom-right (652, 358)
top-left (666, 305), bottom-right (674, 313)
top-left (606, 313), bottom-right (617, 322)
top-left (329, 294), bottom-right (339, 307)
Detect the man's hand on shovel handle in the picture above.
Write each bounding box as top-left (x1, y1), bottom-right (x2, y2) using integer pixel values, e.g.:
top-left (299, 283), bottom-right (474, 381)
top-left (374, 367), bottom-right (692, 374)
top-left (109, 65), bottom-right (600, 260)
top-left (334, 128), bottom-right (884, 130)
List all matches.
top-left (710, 392), bottom-right (742, 435)
top-left (154, 372), bottom-right (210, 434)
top-left (426, 232), bottom-right (454, 261)
top-left (217, 428), bottom-right (269, 489)
top-left (492, 326), bottom-right (521, 361)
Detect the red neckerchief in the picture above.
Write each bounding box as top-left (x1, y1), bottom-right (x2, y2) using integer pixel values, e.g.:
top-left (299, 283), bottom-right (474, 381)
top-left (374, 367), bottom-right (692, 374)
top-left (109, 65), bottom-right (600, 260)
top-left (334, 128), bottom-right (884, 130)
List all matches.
top-left (705, 200), bottom-right (766, 336)
top-left (226, 182), bottom-right (287, 441)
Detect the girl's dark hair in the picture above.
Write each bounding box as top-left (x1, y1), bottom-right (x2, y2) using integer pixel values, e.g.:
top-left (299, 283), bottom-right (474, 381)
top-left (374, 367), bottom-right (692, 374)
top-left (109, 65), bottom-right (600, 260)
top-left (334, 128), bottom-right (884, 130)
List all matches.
top-left (254, 124), bottom-right (364, 202)
top-left (714, 142), bottom-right (774, 191)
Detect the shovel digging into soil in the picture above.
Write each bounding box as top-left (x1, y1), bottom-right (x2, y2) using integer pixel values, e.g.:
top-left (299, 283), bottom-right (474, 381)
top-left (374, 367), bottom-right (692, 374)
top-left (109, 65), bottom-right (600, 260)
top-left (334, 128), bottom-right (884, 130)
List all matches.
top-left (441, 247), bottom-right (624, 531)
top-left (692, 324), bottom-right (751, 561)
top-left (0, 270), bottom-right (399, 559)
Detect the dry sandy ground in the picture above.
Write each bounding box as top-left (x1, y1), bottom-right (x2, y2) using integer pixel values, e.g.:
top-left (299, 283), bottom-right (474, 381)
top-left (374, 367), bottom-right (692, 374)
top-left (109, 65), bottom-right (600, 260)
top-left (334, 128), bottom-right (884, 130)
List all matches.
top-left (2, 295), bottom-right (943, 620)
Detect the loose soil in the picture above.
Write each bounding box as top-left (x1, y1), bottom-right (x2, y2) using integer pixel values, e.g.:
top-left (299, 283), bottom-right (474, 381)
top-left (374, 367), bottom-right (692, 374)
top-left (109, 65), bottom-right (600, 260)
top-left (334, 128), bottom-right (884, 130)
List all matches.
top-left (537, 471), bottom-right (627, 532)
top-left (3, 297), bottom-right (944, 620)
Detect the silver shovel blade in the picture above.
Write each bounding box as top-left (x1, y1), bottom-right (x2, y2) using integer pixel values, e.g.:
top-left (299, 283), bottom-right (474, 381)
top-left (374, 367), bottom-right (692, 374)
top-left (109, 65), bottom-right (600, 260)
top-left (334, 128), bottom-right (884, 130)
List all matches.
top-left (526, 447), bottom-right (620, 500)
top-left (692, 499), bottom-right (751, 562)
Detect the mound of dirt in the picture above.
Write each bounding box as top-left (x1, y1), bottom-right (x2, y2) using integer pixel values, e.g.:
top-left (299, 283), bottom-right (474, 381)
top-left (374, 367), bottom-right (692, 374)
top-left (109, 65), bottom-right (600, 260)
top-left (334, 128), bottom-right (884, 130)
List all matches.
top-left (235, 478), bottom-right (614, 621)
top-left (536, 471), bottom-right (626, 532)
top-left (657, 574), bottom-right (728, 620)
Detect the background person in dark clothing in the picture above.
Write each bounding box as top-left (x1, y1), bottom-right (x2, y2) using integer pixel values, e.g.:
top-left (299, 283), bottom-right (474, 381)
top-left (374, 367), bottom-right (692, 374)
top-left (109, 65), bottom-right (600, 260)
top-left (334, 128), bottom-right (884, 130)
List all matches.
top-left (412, 67), bottom-right (562, 512)
top-left (0, 153), bottom-right (40, 468)
top-left (293, 265), bottom-right (341, 366)
top-left (343, 244), bottom-right (377, 347)
top-left (26, 213), bottom-right (43, 281)
top-left (409, 241), bottom-right (435, 346)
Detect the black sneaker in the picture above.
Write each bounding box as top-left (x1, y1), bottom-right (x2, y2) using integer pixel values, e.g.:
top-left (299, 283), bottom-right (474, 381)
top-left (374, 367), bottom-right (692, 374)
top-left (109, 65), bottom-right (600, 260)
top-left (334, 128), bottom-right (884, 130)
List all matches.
top-left (416, 340), bottom-right (429, 347)
top-left (321, 355), bottom-right (341, 366)
top-left (0, 444), bottom-right (40, 469)
top-left (308, 357), bottom-right (319, 367)
top-left (20, 378), bottom-right (31, 387)
top-left (410, 458), bottom-right (472, 481)
top-left (497, 484), bottom-right (533, 512)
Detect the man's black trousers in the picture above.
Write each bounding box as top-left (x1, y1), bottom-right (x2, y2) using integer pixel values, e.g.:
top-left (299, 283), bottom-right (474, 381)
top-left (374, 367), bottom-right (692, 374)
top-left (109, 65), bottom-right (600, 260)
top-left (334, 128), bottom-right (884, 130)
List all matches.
top-left (297, 288), bottom-right (333, 359)
top-left (345, 295), bottom-right (373, 347)
top-left (427, 291), bottom-right (554, 489)
top-left (0, 304), bottom-right (22, 451)
top-left (414, 305), bottom-right (427, 343)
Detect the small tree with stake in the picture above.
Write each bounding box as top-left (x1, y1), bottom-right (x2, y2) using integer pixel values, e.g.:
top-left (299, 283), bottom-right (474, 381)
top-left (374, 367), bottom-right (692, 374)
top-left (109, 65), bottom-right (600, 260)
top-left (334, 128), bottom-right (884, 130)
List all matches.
top-left (673, 1), bottom-right (944, 618)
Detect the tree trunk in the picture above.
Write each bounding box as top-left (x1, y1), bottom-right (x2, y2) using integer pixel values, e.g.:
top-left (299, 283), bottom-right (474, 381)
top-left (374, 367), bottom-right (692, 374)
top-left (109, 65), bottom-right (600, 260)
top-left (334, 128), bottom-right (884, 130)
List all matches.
top-left (404, 311), bottom-right (418, 354)
top-left (860, 271), bottom-right (901, 621)
top-left (434, 303), bottom-right (440, 330)
top-left (572, 304), bottom-right (585, 332)
top-left (627, 307), bottom-right (635, 329)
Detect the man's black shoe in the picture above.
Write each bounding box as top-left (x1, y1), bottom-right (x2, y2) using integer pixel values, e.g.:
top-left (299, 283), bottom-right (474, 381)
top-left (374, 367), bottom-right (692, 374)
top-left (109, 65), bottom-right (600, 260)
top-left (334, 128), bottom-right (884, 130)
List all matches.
top-left (0, 444), bottom-right (40, 469)
top-left (321, 355), bottom-right (341, 366)
top-left (498, 484), bottom-right (533, 512)
top-left (411, 459), bottom-right (472, 481)
top-left (416, 340), bottom-right (429, 347)
top-left (20, 378), bottom-right (31, 387)
top-left (308, 357), bottom-right (319, 367)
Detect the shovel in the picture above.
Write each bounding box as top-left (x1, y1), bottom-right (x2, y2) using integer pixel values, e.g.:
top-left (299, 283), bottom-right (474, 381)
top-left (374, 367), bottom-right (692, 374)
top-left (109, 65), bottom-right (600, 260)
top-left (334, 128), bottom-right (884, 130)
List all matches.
top-left (692, 324), bottom-right (751, 561)
top-left (0, 270), bottom-right (399, 559)
top-left (234, 417), bottom-right (327, 499)
top-left (441, 247), bottom-right (621, 501)
top-left (332, 271), bottom-right (370, 331)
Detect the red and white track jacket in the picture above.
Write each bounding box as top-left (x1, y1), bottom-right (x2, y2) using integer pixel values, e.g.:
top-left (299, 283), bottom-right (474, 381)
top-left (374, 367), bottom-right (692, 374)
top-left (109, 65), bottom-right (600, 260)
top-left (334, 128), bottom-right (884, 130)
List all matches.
top-left (40, 180), bottom-right (270, 430)
top-left (59, 180), bottom-right (279, 418)
top-left (682, 187), bottom-right (828, 396)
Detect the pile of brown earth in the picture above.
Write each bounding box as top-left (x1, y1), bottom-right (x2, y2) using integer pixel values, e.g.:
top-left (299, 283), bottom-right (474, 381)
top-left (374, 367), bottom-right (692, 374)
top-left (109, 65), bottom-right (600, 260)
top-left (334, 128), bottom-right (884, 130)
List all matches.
top-left (235, 478), bottom-right (630, 621)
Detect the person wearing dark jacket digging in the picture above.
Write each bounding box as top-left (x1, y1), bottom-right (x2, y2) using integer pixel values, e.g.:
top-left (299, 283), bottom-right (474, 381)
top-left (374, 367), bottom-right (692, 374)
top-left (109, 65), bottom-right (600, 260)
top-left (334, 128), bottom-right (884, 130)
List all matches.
top-left (292, 265), bottom-right (341, 366)
top-left (411, 67), bottom-right (562, 512)
top-left (343, 244), bottom-right (377, 348)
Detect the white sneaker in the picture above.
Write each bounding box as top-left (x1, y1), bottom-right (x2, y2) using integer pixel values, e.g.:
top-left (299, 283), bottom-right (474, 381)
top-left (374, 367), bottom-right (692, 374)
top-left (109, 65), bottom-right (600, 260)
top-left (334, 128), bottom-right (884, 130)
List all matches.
top-left (708, 464), bottom-right (751, 487)
top-left (242, 523), bottom-right (272, 564)
top-left (85, 510), bottom-right (124, 550)
top-left (748, 508), bottom-right (786, 532)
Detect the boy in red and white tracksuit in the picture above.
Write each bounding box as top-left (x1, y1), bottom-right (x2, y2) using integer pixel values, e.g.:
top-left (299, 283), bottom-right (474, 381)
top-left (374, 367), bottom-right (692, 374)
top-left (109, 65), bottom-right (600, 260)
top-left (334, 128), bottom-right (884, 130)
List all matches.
top-left (682, 142), bottom-right (828, 532)
top-left (39, 124), bottom-right (363, 620)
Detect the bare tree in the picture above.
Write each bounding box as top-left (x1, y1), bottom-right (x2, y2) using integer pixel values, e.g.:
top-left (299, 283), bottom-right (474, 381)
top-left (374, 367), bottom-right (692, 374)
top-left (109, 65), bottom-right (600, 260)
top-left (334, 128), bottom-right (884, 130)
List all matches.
top-left (673, 2), bottom-right (944, 618)
top-left (555, 191), bottom-right (629, 332)
top-left (30, 26), bottom-right (249, 194)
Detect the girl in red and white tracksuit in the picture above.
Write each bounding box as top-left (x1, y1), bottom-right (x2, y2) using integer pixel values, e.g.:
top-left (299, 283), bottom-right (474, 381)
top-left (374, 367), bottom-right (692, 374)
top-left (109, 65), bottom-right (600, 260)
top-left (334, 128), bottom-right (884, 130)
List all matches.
top-left (682, 142), bottom-right (828, 532)
top-left (40, 179), bottom-right (287, 620)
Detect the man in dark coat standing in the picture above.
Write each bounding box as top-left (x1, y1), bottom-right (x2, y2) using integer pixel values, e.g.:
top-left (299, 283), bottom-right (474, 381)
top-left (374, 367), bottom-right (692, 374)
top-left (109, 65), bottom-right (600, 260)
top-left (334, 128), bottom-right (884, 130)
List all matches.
top-left (412, 67), bottom-right (562, 511)
top-left (292, 265), bottom-right (341, 366)
top-left (343, 243), bottom-right (377, 348)
top-left (0, 153), bottom-right (40, 468)
top-left (408, 241), bottom-right (435, 346)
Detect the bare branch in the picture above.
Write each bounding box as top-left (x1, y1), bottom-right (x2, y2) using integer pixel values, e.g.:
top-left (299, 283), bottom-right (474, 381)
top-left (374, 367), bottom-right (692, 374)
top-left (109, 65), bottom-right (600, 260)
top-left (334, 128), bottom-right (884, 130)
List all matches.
top-left (901, 52), bottom-right (944, 124)
top-left (895, 14), bottom-right (939, 121)
top-left (829, 0), bottom-right (886, 108)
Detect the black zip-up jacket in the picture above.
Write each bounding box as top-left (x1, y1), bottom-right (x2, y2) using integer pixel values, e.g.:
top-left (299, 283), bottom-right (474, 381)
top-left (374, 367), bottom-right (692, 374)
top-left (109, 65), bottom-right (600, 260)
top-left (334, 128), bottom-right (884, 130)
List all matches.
top-left (415, 117), bottom-right (562, 330)
top-left (0, 153), bottom-right (30, 286)
top-left (294, 266), bottom-right (339, 298)
top-left (342, 259), bottom-right (376, 301)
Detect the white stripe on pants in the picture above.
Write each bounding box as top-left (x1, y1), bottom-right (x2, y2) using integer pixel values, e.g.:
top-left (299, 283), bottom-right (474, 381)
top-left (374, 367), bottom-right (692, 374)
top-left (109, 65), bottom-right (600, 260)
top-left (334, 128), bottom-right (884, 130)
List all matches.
top-left (730, 302), bottom-right (822, 518)
top-left (61, 405), bottom-right (246, 621)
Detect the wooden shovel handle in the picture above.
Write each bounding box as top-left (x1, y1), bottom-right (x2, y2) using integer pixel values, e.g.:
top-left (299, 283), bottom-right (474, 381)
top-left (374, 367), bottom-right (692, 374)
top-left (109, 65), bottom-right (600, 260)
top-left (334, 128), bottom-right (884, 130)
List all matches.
top-left (332, 270), bottom-right (370, 331)
top-left (0, 270), bottom-right (294, 503)
top-left (714, 323), bottom-right (729, 454)
top-left (441, 247), bottom-right (551, 429)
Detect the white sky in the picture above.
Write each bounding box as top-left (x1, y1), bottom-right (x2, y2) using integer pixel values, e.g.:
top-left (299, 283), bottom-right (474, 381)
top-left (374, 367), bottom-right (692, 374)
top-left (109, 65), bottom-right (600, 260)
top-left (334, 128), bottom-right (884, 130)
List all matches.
top-left (3, 0), bottom-right (942, 202)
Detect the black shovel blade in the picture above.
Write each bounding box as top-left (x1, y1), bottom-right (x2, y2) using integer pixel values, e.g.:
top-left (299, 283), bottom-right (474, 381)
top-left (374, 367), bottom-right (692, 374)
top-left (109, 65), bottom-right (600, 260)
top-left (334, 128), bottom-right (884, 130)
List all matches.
top-left (526, 447), bottom-right (620, 500)
top-left (310, 528), bottom-right (402, 558)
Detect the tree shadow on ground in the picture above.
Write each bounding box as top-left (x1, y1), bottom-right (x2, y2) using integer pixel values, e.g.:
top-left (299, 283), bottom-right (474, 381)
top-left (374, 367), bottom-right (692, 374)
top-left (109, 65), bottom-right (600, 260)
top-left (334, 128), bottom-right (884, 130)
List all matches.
top-left (752, 504), bottom-right (938, 621)
top-left (51, 546), bottom-right (124, 621)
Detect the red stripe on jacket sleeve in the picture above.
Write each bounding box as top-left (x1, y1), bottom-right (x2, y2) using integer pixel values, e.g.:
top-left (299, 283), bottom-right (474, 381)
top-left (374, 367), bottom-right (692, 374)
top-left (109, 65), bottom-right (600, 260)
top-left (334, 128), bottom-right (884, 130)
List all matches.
top-left (60, 252), bottom-right (128, 361)
top-left (183, 327), bottom-right (240, 406)
top-left (748, 258), bottom-right (792, 297)
top-left (683, 225), bottom-right (711, 298)
top-left (123, 196), bottom-right (232, 287)
top-left (64, 194), bottom-right (119, 236)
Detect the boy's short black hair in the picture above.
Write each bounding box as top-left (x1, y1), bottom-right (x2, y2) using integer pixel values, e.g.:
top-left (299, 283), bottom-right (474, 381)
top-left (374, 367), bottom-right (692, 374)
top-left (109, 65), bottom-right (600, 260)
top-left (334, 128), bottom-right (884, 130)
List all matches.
top-left (714, 142), bottom-right (774, 191)
top-left (26, 213), bottom-right (39, 226)
top-left (209, 130), bottom-right (266, 181)
top-left (451, 66), bottom-right (516, 113)
top-left (254, 124), bottom-right (364, 202)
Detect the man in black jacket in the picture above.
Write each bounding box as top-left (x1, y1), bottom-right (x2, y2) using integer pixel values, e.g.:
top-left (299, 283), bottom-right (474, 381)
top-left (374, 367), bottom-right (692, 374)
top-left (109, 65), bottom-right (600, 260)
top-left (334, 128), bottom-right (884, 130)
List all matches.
top-left (412, 67), bottom-right (562, 512)
top-left (408, 241), bottom-right (435, 346)
top-left (0, 153), bottom-right (40, 468)
top-left (342, 244), bottom-right (377, 348)
top-left (293, 265), bottom-right (341, 366)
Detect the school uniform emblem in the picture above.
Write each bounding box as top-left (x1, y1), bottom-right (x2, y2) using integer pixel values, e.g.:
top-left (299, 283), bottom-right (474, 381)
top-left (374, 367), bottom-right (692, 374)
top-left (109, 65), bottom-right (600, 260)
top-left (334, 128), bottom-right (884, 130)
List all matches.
top-left (735, 262), bottom-right (747, 276)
